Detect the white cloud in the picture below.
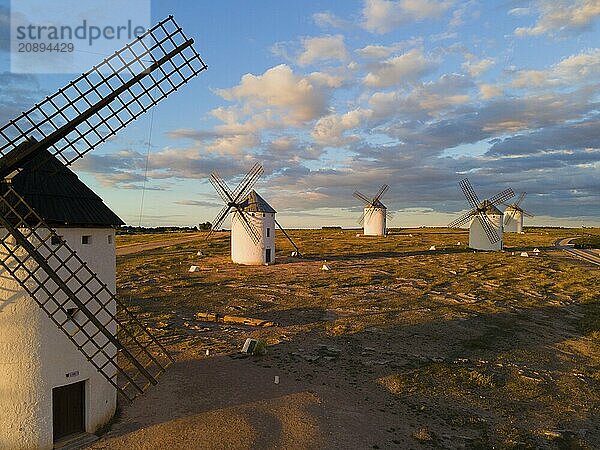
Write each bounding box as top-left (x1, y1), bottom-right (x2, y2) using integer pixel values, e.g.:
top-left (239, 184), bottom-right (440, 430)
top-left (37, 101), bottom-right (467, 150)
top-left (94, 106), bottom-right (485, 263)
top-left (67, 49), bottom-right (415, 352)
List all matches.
top-left (369, 74), bottom-right (472, 119)
top-left (312, 11), bottom-right (349, 29)
top-left (515, 0), bottom-right (600, 37)
top-left (462, 57), bottom-right (495, 77)
top-left (508, 7), bottom-right (530, 17)
top-left (312, 109), bottom-right (373, 146)
top-left (363, 48), bottom-right (437, 88)
top-left (308, 71), bottom-right (345, 88)
top-left (512, 48), bottom-right (600, 88)
top-left (356, 44), bottom-right (401, 59)
top-left (355, 39), bottom-right (422, 59)
top-left (206, 133), bottom-right (260, 155)
top-left (216, 64), bottom-right (331, 124)
top-left (362, 0), bottom-right (455, 34)
top-left (297, 35), bottom-right (349, 66)
top-left (479, 84), bottom-right (502, 99)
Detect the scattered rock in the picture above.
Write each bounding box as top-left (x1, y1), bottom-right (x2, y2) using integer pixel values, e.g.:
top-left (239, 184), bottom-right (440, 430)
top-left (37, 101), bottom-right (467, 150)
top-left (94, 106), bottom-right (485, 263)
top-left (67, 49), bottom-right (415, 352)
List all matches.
top-left (542, 430), bottom-right (562, 439)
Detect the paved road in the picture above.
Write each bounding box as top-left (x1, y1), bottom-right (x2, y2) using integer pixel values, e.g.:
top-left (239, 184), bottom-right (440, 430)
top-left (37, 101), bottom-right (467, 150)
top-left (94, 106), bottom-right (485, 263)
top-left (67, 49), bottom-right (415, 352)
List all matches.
top-left (116, 233), bottom-right (207, 256)
top-left (555, 237), bottom-right (600, 267)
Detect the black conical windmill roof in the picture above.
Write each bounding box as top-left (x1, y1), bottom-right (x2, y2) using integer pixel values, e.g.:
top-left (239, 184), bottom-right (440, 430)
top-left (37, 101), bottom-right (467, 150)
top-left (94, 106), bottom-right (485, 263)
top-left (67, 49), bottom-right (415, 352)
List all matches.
top-left (4, 148), bottom-right (124, 227)
top-left (238, 190), bottom-right (276, 213)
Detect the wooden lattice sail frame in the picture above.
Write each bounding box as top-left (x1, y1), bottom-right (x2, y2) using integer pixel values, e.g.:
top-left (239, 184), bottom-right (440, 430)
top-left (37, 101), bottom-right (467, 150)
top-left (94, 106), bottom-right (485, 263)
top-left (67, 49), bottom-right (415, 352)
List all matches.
top-left (0, 16), bottom-right (207, 401)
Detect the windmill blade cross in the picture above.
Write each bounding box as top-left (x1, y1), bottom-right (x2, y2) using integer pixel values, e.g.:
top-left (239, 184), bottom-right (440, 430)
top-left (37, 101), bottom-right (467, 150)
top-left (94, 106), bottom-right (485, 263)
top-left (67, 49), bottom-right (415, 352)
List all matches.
top-left (209, 172), bottom-right (235, 204)
top-left (234, 208), bottom-right (262, 244)
top-left (372, 184), bottom-right (389, 203)
top-left (206, 203), bottom-right (233, 240)
top-left (0, 185), bottom-right (172, 401)
top-left (459, 178), bottom-right (481, 209)
top-left (522, 209), bottom-right (534, 218)
top-left (488, 188), bottom-right (515, 207)
top-left (0, 15), bottom-right (207, 402)
top-left (0, 16), bottom-right (207, 177)
top-left (206, 164), bottom-right (265, 243)
top-left (363, 205), bottom-right (377, 224)
top-left (232, 163), bottom-right (264, 203)
top-left (504, 207), bottom-right (518, 226)
top-left (448, 208), bottom-right (477, 228)
top-left (353, 191), bottom-right (372, 206)
top-left (514, 192), bottom-right (527, 208)
top-left (357, 209), bottom-right (367, 225)
top-left (477, 211), bottom-right (501, 244)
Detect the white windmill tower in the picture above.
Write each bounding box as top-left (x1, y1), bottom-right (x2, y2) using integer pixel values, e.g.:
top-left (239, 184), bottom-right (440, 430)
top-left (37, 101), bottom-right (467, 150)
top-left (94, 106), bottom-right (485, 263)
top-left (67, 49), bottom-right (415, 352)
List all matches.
top-left (207, 163), bottom-right (301, 265)
top-left (503, 192), bottom-right (534, 233)
top-left (353, 185), bottom-right (393, 236)
top-left (0, 16), bottom-right (206, 449)
top-left (448, 179), bottom-right (514, 251)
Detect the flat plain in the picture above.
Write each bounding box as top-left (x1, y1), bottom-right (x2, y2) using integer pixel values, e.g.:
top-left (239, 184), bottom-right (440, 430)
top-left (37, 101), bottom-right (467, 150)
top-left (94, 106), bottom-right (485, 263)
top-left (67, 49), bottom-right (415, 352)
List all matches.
top-left (92, 227), bottom-right (600, 449)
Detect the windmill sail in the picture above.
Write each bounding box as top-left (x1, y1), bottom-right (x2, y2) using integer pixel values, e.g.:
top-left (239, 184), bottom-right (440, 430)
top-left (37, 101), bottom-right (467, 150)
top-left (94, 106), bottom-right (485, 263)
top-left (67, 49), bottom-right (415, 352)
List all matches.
top-left (0, 184), bottom-right (172, 401)
top-left (449, 178), bottom-right (514, 245)
top-left (353, 185), bottom-right (390, 225)
top-left (0, 15), bottom-right (207, 174)
top-left (207, 163), bottom-right (265, 244)
top-left (504, 192), bottom-right (533, 226)
top-left (0, 16), bottom-right (207, 401)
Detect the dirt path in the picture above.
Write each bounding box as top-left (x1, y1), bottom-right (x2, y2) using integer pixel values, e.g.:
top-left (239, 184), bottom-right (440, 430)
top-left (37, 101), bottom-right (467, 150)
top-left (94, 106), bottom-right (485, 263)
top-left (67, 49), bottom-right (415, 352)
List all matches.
top-left (555, 237), bottom-right (600, 266)
top-left (90, 356), bottom-right (330, 450)
top-left (116, 234), bottom-right (205, 256)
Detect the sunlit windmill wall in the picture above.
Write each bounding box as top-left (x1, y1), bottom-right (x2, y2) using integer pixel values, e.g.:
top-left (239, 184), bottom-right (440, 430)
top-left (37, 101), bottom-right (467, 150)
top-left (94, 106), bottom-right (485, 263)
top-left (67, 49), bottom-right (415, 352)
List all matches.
top-left (231, 191), bottom-right (276, 265)
top-left (469, 206), bottom-right (504, 251)
top-left (0, 225), bottom-right (120, 449)
top-left (363, 206), bottom-right (387, 236)
top-left (504, 207), bottom-right (524, 233)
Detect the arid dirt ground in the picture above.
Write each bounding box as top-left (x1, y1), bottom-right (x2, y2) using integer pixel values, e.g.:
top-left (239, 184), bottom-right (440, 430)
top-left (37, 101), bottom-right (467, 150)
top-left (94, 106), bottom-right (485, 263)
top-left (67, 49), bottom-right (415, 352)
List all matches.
top-left (90, 227), bottom-right (599, 449)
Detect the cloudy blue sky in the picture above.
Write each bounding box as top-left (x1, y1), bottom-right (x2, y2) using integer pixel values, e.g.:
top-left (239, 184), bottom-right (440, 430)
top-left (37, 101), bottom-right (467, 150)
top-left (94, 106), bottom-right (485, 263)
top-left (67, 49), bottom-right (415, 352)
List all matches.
top-left (1, 0), bottom-right (599, 228)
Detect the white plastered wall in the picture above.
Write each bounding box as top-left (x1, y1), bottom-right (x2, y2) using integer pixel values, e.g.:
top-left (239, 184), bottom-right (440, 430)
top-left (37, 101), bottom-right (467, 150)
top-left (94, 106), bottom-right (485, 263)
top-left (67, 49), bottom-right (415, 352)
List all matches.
top-left (469, 214), bottom-right (503, 251)
top-left (363, 207), bottom-right (386, 236)
top-left (503, 208), bottom-right (523, 233)
top-left (0, 227), bottom-right (117, 450)
top-left (230, 211), bottom-right (275, 265)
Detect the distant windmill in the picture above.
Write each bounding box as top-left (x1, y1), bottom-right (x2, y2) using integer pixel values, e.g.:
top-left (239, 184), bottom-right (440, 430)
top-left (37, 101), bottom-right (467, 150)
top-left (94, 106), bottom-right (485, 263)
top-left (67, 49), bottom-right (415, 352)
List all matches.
top-left (207, 163), bottom-right (301, 264)
top-left (503, 192), bottom-right (534, 233)
top-left (448, 179), bottom-right (514, 251)
top-left (0, 16), bottom-right (206, 448)
top-left (353, 185), bottom-right (393, 236)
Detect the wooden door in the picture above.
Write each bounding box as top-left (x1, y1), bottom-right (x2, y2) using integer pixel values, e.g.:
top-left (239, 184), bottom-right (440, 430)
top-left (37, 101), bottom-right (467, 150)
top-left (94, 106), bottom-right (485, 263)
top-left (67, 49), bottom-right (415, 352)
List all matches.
top-left (265, 248), bottom-right (272, 263)
top-left (52, 381), bottom-right (85, 441)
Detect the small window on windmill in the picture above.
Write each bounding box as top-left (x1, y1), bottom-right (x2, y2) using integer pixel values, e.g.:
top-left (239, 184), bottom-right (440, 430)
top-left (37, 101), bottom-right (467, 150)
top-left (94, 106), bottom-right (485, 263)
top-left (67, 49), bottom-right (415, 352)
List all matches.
top-left (107, 234), bottom-right (113, 244)
top-left (266, 228), bottom-right (270, 237)
top-left (82, 235), bottom-right (92, 245)
top-left (51, 235), bottom-right (63, 246)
